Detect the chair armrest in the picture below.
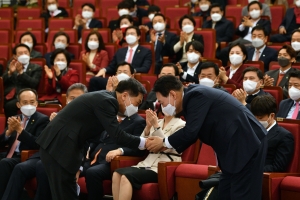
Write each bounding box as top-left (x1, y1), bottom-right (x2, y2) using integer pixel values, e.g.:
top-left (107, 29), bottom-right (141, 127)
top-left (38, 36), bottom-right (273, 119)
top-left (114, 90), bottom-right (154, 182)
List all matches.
top-left (163, 56), bottom-right (169, 65)
top-left (208, 165), bottom-right (220, 177)
top-left (21, 150), bottom-right (38, 162)
top-left (110, 156), bottom-right (145, 174)
top-left (220, 42), bottom-right (227, 49)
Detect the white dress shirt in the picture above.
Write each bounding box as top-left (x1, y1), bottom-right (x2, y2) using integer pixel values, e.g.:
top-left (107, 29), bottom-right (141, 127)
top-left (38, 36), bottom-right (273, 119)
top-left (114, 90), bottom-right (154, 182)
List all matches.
top-left (287, 101), bottom-right (300, 119)
top-left (173, 33), bottom-right (194, 63)
top-left (267, 121), bottom-right (276, 132)
top-left (251, 45), bottom-right (266, 61)
top-left (182, 62), bottom-right (199, 80)
top-left (229, 67), bottom-right (239, 79)
top-left (238, 18), bottom-right (260, 42)
top-left (125, 44), bottom-right (139, 62)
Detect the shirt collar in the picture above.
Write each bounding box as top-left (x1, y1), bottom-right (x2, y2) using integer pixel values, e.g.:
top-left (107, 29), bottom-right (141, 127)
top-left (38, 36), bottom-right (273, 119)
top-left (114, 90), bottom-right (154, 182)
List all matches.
top-left (156, 31), bottom-right (165, 35)
top-left (280, 67), bottom-right (291, 74)
top-left (249, 89), bottom-right (260, 96)
top-left (187, 62), bottom-right (199, 70)
top-left (23, 63), bottom-right (29, 72)
top-left (267, 121), bottom-right (276, 132)
top-left (128, 44), bottom-right (139, 51)
top-left (256, 44), bottom-right (266, 53)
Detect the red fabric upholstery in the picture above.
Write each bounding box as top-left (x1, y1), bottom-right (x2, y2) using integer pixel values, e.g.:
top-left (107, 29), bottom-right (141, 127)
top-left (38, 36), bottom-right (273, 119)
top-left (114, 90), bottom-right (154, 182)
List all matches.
top-left (165, 7), bottom-right (189, 28)
top-left (0, 77), bottom-right (3, 114)
top-left (104, 43), bottom-right (117, 62)
top-left (100, 0), bottom-right (120, 18)
top-left (154, 0), bottom-right (180, 15)
top-left (0, 7), bottom-right (14, 18)
top-left (0, 19), bottom-right (14, 30)
top-left (73, 0), bottom-right (97, 10)
top-left (14, 30), bottom-right (44, 43)
top-left (105, 7), bottom-right (119, 24)
top-left (16, 19), bottom-right (44, 30)
top-left (140, 43), bottom-right (155, 74)
top-left (267, 43), bottom-right (285, 52)
top-left (281, 176), bottom-right (300, 191)
top-left (47, 30), bottom-right (77, 52)
top-left (57, 0), bottom-right (69, 7)
top-left (17, 7), bottom-right (41, 18)
top-left (48, 18), bottom-right (74, 30)
top-left (196, 143), bottom-right (216, 165)
top-left (268, 177), bottom-right (285, 200)
top-left (176, 164), bottom-right (209, 179)
top-left (36, 105), bottom-right (62, 117)
top-left (0, 115), bottom-right (5, 133)
top-left (222, 84), bottom-right (236, 94)
top-left (194, 29), bottom-right (216, 59)
top-left (243, 61), bottom-right (265, 73)
top-left (68, 60), bottom-right (86, 85)
top-left (132, 183), bottom-right (160, 200)
top-left (0, 30), bottom-right (11, 44)
top-left (30, 59), bottom-right (46, 95)
top-left (227, 0), bottom-right (239, 5)
top-left (0, 45), bottom-right (11, 60)
top-left (81, 29), bottom-right (111, 48)
top-left (270, 5), bottom-right (286, 33)
top-left (140, 75), bottom-right (157, 89)
top-left (24, 178), bottom-right (37, 198)
top-left (263, 86), bottom-right (283, 108)
top-left (225, 6), bottom-right (243, 29)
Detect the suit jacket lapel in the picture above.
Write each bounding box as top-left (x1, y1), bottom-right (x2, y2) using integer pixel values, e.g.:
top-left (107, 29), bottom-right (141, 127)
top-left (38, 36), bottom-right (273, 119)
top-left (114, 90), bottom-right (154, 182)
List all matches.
top-left (267, 124), bottom-right (279, 141)
top-left (285, 99), bottom-right (295, 118)
top-left (121, 47), bottom-right (128, 60)
top-left (132, 46), bottom-right (141, 62)
top-left (25, 64), bottom-right (33, 75)
top-left (272, 70), bottom-right (279, 86)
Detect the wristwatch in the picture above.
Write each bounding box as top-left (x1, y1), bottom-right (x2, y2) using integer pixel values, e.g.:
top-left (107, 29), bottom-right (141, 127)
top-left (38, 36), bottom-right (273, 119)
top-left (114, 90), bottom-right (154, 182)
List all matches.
top-left (154, 127), bottom-right (160, 131)
top-left (162, 138), bottom-right (167, 148)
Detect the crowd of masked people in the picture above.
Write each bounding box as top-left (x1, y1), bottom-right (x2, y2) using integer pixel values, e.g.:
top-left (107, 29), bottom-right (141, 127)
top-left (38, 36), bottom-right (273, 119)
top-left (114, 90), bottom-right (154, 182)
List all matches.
top-left (0, 0), bottom-right (299, 199)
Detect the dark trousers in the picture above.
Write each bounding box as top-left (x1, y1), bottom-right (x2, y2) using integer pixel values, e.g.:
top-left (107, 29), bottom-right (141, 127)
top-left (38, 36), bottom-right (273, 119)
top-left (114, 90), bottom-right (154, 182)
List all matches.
top-left (4, 98), bottom-right (18, 120)
top-left (270, 34), bottom-right (291, 43)
top-left (218, 137), bottom-right (267, 200)
top-left (40, 148), bottom-right (78, 200)
top-left (88, 77), bottom-right (108, 92)
top-left (2, 158), bottom-right (40, 200)
top-left (35, 160), bottom-right (51, 200)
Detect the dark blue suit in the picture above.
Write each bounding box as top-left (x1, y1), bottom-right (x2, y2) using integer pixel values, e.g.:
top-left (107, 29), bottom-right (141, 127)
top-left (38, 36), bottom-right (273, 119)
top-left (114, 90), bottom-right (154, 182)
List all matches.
top-left (77, 18), bottom-right (103, 40)
top-left (236, 18), bottom-right (271, 38)
top-left (247, 46), bottom-right (278, 72)
top-left (193, 10), bottom-right (210, 21)
top-left (277, 98), bottom-right (300, 119)
top-left (167, 84), bottom-right (267, 199)
top-left (179, 62), bottom-right (202, 83)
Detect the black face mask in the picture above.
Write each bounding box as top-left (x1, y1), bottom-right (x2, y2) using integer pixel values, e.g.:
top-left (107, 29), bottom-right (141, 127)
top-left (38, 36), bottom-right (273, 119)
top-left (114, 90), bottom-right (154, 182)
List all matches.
top-left (278, 57), bottom-right (290, 67)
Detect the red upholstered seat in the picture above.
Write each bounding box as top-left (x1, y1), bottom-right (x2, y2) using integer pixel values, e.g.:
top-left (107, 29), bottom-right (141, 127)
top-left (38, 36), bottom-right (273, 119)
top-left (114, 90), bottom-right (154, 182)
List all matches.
top-left (30, 59), bottom-right (46, 96)
top-left (73, 8), bottom-right (101, 18)
top-left (48, 18), bottom-right (74, 30)
top-left (0, 77), bottom-right (4, 115)
top-left (140, 74), bottom-right (158, 89)
top-left (105, 7), bottom-right (119, 25)
top-left (262, 86), bottom-right (283, 109)
top-left (194, 29), bottom-right (216, 59)
top-left (165, 7), bottom-right (189, 29)
top-left (0, 30), bottom-right (12, 44)
top-left (139, 43), bottom-right (155, 74)
top-left (0, 18), bottom-right (14, 30)
top-left (16, 18), bottom-right (44, 30)
top-left (0, 7), bottom-right (14, 18)
top-left (0, 114), bottom-right (5, 133)
top-left (154, 0), bottom-right (180, 15)
top-left (269, 62), bottom-right (300, 71)
top-left (68, 60), bottom-right (86, 85)
top-left (104, 43), bottom-right (118, 62)
top-left (280, 176), bottom-right (300, 199)
top-left (72, 0), bottom-right (97, 11)
top-left (36, 104), bottom-right (62, 117)
top-left (222, 84), bottom-right (236, 94)
top-left (244, 60), bottom-right (265, 73)
top-left (17, 7), bottom-right (41, 18)
top-left (225, 6), bottom-right (243, 29)
top-left (0, 45), bottom-right (11, 60)
top-left (270, 5), bottom-right (285, 33)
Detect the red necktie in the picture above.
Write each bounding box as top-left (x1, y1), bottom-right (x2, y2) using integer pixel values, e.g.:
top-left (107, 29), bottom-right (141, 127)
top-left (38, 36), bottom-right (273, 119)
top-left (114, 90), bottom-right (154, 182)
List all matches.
top-left (6, 88), bottom-right (16, 100)
top-left (276, 73), bottom-right (284, 86)
top-left (127, 48), bottom-right (133, 63)
top-left (50, 12), bottom-right (54, 17)
top-left (292, 103), bottom-right (299, 119)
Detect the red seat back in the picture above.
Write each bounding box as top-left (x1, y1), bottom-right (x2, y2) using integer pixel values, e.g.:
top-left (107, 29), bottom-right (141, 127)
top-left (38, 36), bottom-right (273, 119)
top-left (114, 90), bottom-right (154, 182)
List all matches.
top-left (222, 84), bottom-right (236, 94)
top-left (30, 59), bottom-right (46, 95)
top-left (16, 19), bottom-right (44, 30)
top-left (73, 0), bottom-right (97, 11)
top-left (66, 44), bottom-right (82, 60)
top-left (48, 18), bottom-right (74, 30)
top-left (225, 6), bottom-right (243, 28)
top-left (68, 60), bottom-right (86, 85)
top-left (270, 5), bottom-right (286, 33)
top-left (0, 7), bottom-right (14, 18)
top-left (182, 140), bottom-right (201, 162)
top-left (154, 0), bottom-right (180, 15)
top-left (57, 0), bottom-right (70, 7)
top-left (244, 60), bottom-right (265, 73)
top-left (139, 43), bottom-right (155, 74)
top-left (140, 74), bottom-right (158, 89)
top-left (0, 30), bottom-right (12, 44)
top-left (0, 45), bottom-right (11, 60)
top-left (105, 7), bottom-right (119, 24)
top-left (100, 0), bottom-right (120, 17)
top-left (194, 29), bottom-right (216, 59)
top-left (14, 29), bottom-right (44, 43)
top-left (17, 7), bottom-right (41, 18)
top-left (197, 143), bottom-right (217, 165)
top-left (262, 86), bottom-right (283, 109)
top-left (267, 43), bottom-right (285, 52)
top-left (34, 44), bottom-right (47, 56)
top-left (165, 7), bottom-right (189, 28)
top-left (37, 104), bottom-right (62, 117)
top-left (269, 62), bottom-right (300, 71)
top-left (0, 18), bottom-right (14, 30)
top-left (104, 43), bottom-right (118, 62)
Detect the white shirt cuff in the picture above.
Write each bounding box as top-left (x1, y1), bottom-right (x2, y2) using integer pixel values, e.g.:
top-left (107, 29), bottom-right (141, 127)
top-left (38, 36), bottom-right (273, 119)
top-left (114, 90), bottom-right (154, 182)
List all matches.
top-left (119, 148), bottom-right (124, 155)
top-left (139, 137), bottom-right (146, 150)
top-left (173, 41), bottom-right (182, 53)
top-left (164, 137), bottom-right (173, 149)
top-left (238, 24), bottom-right (245, 31)
top-left (79, 166), bottom-right (83, 172)
top-left (182, 72), bottom-right (187, 80)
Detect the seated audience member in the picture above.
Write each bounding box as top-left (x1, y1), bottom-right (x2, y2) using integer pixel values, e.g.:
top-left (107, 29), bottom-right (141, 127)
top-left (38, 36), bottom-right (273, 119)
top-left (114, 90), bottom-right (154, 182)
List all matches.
top-left (242, 0), bottom-right (272, 20)
top-left (218, 43), bottom-right (249, 89)
top-left (176, 41), bottom-right (203, 84)
top-left (251, 95), bottom-right (294, 172)
top-left (174, 15), bottom-right (204, 63)
top-left (80, 31), bottom-right (109, 84)
top-left (139, 5), bottom-right (161, 32)
top-left (112, 106), bottom-right (186, 200)
top-left (277, 70), bottom-right (300, 119)
top-left (44, 31), bottom-right (75, 67)
top-left (247, 26), bottom-right (277, 72)
top-left (89, 26), bottom-right (152, 91)
top-left (291, 29), bottom-right (300, 62)
top-left (41, 49), bottom-right (79, 103)
top-left (232, 67), bottom-right (270, 109)
top-left (16, 0), bottom-right (38, 7)
top-left (1, 84), bottom-right (87, 200)
top-left (40, 0), bottom-right (68, 32)
top-left (19, 31), bottom-right (43, 58)
top-left (126, 0), bottom-right (148, 25)
top-left (139, 63), bottom-right (179, 110)
top-left (270, 2), bottom-right (300, 42)
top-left (74, 3), bottom-right (103, 43)
top-left (147, 13), bottom-right (177, 74)
top-left (3, 44), bottom-right (42, 119)
top-left (202, 3), bottom-right (234, 57)
top-left (265, 45), bottom-right (298, 99)
top-left (193, 0), bottom-right (211, 21)
top-left (0, 89), bottom-right (49, 199)
top-left (135, 0), bottom-right (150, 6)
top-left (112, 15), bottom-right (134, 47)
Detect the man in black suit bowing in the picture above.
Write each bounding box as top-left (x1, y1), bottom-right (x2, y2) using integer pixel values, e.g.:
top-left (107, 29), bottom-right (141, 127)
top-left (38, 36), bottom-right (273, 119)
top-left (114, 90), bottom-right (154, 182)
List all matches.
top-left (247, 26), bottom-right (277, 72)
top-left (146, 75), bottom-right (267, 200)
top-left (0, 88), bottom-right (49, 199)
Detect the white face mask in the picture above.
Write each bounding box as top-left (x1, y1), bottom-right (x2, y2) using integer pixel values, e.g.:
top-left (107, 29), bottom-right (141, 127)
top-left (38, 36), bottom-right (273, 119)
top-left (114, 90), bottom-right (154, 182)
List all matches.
top-left (20, 105), bottom-right (36, 116)
top-left (211, 13), bottom-right (222, 22)
top-left (200, 4), bottom-right (209, 11)
top-left (88, 41), bottom-right (99, 50)
top-left (126, 35), bottom-right (137, 45)
top-left (161, 94), bottom-right (176, 116)
top-left (182, 24), bottom-right (194, 34)
top-left (259, 115), bottom-right (271, 129)
top-left (54, 42), bottom-right (66, 49)
top-left (153, 22), bottom-right (165, 32)
top-left (243, 80), bottom-right (258, 93)
top-left (229, 54), bottom-right (243, 65)
top-left (199, 78), bottom-right (214, 87)
top-left (117, 73), bottom-right (130, 82)
top-left (24, 42), bottom-right (33, 49)
top-left (252, 37), bottom-right (264, 48)
top-left (82, 11), bottom-right (93, 19)
top-left (289, 86), bottom-right (300, 101)
top-left (124, 97), bottom-right (138, 117)
top-left (18, 54), bottom-right (30, 65)
top-left (148, 13), bottom-right (155, 21)
top-left (120, 24), bottom-right (129, 29)
top-left (249, 9), bottom-right (261, 19)
top-left (292, 41), bottom-right (300, 51)
top-left (55, 61), bottom-right (67, 70)
top-left (118, 9), bottom-right (130, 16)
top-left (187, 52), bottom-right (200, 64)
top-left (296, 0), bottom-right (300, 7)
top-left (48, 4), bottom-right (57, 12)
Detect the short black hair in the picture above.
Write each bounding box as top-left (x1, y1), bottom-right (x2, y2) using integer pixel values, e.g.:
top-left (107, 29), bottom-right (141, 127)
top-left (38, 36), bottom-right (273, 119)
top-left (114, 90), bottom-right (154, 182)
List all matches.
top-left (148, 5), bottom-right (160, 13)
top-left (292, 29), bottom-right (300, 37)
top-left (279, 44), bottom-right (297, 59)
top-left (247, 1), bottom-right (262, 11)
top-left (153, 13), bottom-right (166, 22)
top-left (251, 25), bottom-right (268, 37)
top-left (288, 70), bottom-right (300, 81)
top-left (185, 41), bottom-right (204, 55)
top-left (81, 3), bottom-right (95, 11)
top-left (125, 0), bottom-right (136, 8)
top-left (228, 42), bottom-right (248, 63)
top-left (116, 61), bottom-right (135, 74)
top-left (50, 48), bottom-right (71, 66)
top-left (160, 63), bottom-right (180, 76)
top-left (209, 3), bottom-right (223, 12)
top-left (13, 43), bottom-right (30, 55)
top-left (66, 83), bottom-right (88, 97)
top-left (117, 1), bottom-right (131, 10)
top-left (19, 31), bottom-right (37, 48)
top-left (242, 67), bottom-right (264, 80)
top-left (118, 14), bottom-right (134, 27)
top-left (199, 61), bottom-right (219, 76)
top-left (84, 31), bottom-right (105, 52)
top-left (153, 75), bottom-right (183, 97)
top-left (251, 95), bottom-right (277, 116)
top-left (125, 26), bottom-right (141, 36)
top-left (52, 31), bottom-right (70, 46)
top-left (17, 88), bottom-right (38, 101)
top-left (178, 14), bottom-right (196, 29)
top-left (115, 78), bottom-right (147, 96)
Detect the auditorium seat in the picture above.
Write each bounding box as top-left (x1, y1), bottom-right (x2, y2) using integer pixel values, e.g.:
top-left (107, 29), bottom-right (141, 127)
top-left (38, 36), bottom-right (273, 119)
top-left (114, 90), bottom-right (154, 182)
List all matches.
top-left (225, 5), bottom-right (243, 29)
top-left (48, 18), bottom-right (74, 30)
top-left (0, 45), bottom-right (11, 61)
top-left (165, 6), bottom-right (189, 28)
top-left (270, 5), bottom-right (286, 33)
top-left (262, 86), bottom-right (283, 109)
top-left (0, 18), bottom-right (14, 30)
top-left (17, 7), bottom-right (41, 18)
top-left (69, 60), bottom-right (86, 85)
top-left (0, 30), bottom-right (12, 44)
top-left (244, 60), bottom-right (265, 73)
top-left (16, 18), bottom-right (44, 30)
top-left (0, 7), bottom-right (14, 18)
top-left (222, 84), bottom-right (236, 94)
top-left (269, 62), bottom-right (300, 71)
top-left (194, 29), bottom-right (216, 59)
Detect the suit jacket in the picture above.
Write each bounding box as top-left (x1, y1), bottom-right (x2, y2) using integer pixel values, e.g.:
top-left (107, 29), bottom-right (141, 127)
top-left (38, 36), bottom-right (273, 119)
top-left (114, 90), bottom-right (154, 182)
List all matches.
top-left (36, 91), bottom-right (142, 173)
top-left (247, 46), bottom-right (278, 72)
top-left (139, 90), bottom-right (157, 110)
top-left (265, 67), bottom-right (298, 99)
top-left (2, 63), bottom-right (42, 97)
top-left (77, 18), bottom-right (103, 40)
top-left (193, 10), bottom-right (210, 21)
top-left (80, 50), bottom-right (109, 74)
top-left (44, 51), bottom-right (75, 68)
top-left (30, 50), bottom-right (43, 59)
top-left (277, 98), bottom-right (300, 119)
top-left (236, 18), bottom-right (271, 38)
top-left (180, 62), bottom-right (202, 83)
top-left (135, 117), bottom-right (185, 172)
top-left (225, 64), bottom-right (248, 89)
top-left (202, 17), bottom-right (234, 44)
top-left (242, 3), bottom-right (271, 20)
top-left (168, 84), bottom-right (267, 174)
top-left (264, 123), bottom-right (294, 172)
top-left (279, 8), bottom-right (299, 34)
top-left (245, 89), bottom-right (271, 110)
top-left (0, 112), bottom-right (49, 156)
top-left (105, 45), bottom-right (152, 74)
top-left (40, 7), bottom-right (69, 29)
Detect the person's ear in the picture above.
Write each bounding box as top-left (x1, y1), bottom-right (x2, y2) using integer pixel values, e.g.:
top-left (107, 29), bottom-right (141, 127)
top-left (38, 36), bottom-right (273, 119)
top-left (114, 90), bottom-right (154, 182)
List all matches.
top-left (16, 102), bottom-right (21, 109)
top-left (169, 90), bottom-right (176, 99)
top-left (121, 92), bottom-right (128, 101)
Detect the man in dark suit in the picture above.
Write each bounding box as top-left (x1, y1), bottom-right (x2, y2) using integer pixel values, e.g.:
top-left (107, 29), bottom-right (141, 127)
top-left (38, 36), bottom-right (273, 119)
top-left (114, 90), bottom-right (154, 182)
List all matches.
top-left (277, 70), bottom-right (300, 119)
top-left (147, 75), bottom-right (267, 200)
top-left (35, 78), bottom-right (146, 199)
top-left (40, 0), bottom-right (68, 32)
top-left (193, 0), bottom-right (211, 21)
top-left (251, 95), bottom-right (294, 172)
top-left (89, 26), bottom-right (152, 91)
top-left (291, 29), bottom-right (300, 62)
top-left (247, 26), bottom-right (277, 72)
top-left (0, 89), bottom-right (49, 199)
top-left (2, 44), bottom-right (42, 119)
